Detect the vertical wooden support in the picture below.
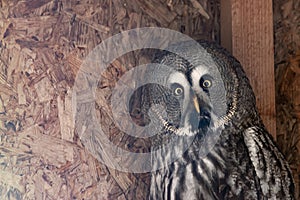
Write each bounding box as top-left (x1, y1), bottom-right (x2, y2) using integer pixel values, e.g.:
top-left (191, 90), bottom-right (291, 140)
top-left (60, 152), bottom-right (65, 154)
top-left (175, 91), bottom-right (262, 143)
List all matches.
top-left (221, 0), bottom-right (276, 138)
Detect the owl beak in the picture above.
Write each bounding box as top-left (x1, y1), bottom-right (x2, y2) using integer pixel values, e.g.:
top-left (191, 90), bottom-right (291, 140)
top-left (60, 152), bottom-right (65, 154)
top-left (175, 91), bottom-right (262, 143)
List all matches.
top-left (193, 96), bottom-right (200, 113)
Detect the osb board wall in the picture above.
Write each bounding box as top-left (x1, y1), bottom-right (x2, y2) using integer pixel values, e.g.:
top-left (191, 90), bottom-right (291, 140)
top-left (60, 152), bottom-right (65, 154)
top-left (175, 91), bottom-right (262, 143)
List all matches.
top-left (273, 0), bottom-right (300, 198)
top-left (0, 0), bottom-right (219, 199)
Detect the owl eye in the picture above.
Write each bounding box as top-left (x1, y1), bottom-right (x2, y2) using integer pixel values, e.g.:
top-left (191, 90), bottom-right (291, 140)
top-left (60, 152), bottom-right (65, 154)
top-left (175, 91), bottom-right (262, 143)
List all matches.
top-left (202, 80), bottom-right (212, 88)
top-left (200, 75), bottom-right (213, 89)
top-left (171, 83), bottom-right (184, 96)
top-left (174, 87), bottom-right (183, 96)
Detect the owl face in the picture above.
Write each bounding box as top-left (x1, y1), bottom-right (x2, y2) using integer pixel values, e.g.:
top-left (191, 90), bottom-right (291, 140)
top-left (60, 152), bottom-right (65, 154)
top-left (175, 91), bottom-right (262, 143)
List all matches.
top-left (166, 66), bottom-right (209, 136)
top-left (129, 41), bottom-right (245, 137)
top-left (161, 60), bottom-right (230, 136)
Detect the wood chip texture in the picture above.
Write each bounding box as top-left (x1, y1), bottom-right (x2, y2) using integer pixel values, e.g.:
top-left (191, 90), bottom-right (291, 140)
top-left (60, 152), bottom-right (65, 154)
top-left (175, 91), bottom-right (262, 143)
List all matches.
top-left (0, 0), bottom-right (219, 199)
top-left (274, 0), bottom-right (300, 198)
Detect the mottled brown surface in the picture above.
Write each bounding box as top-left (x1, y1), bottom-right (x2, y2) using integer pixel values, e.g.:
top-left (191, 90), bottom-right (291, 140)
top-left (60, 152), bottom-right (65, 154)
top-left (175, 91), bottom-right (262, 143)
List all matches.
top-left (0, 0), bottom-right (219, 199)
top-left (273, 0), bottom-right (300, 198)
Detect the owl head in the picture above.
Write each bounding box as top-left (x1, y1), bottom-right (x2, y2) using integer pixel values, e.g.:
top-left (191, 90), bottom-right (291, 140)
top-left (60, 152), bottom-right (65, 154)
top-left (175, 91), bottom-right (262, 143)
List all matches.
top-left (129, 40), bottom-right (260, 138)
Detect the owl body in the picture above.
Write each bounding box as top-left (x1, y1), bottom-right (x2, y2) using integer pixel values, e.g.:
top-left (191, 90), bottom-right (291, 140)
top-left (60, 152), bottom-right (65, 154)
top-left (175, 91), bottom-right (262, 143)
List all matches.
top-left (130, 40), bottom-right (295, 199)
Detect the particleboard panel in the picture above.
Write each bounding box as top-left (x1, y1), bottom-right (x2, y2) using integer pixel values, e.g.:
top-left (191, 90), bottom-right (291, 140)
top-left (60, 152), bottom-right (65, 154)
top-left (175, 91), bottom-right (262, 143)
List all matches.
top-left (273, 0), bottom-right (300, 198)
top-left (0, 0), bottom-right (220, 199)
top-left (221, 0), bottom-right (276, 138)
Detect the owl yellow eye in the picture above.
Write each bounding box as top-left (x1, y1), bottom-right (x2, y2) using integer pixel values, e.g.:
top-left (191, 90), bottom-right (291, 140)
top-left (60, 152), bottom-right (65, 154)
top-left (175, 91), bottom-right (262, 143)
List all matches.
top-left (202, 80), bottom-right (212, 88)
top-left (200, 75), bottom-right (213, 89)
top-left (174, 87), bottom-right (183, 96)
top-left (170, 83), bottom-right (184, 97)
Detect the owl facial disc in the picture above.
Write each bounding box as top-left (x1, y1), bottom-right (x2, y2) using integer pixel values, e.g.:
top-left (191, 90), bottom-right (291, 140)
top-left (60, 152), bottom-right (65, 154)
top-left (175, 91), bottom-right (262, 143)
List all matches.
top-left (164, 65), bottom-right (214, 136)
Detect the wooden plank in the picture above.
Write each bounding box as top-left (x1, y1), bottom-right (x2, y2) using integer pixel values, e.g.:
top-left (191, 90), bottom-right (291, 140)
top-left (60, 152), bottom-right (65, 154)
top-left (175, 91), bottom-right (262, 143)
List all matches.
top-left (221, 0), bottom-right (276, 138)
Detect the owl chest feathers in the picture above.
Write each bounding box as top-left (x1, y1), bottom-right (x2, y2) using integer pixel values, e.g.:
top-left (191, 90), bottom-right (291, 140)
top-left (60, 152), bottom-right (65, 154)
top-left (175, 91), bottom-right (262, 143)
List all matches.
top-left (150, 130), bottom-right (246, 199)
top-left (150, 126), bottom-right (295, 200)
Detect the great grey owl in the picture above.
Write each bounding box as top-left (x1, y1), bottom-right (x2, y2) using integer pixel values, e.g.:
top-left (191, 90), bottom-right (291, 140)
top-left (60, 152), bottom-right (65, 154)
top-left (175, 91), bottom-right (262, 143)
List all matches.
top-left (129, 40), bottom-right (295, 199)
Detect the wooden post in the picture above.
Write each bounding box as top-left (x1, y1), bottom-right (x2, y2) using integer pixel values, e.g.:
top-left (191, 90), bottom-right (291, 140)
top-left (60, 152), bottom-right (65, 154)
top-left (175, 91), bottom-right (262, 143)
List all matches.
top-left (221, 0), bottom-right (276, 138)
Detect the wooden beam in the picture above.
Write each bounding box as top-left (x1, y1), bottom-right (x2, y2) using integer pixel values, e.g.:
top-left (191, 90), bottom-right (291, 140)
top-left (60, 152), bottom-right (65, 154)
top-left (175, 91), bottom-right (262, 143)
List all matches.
top-left (221, 0), bottom-right (276, 138)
